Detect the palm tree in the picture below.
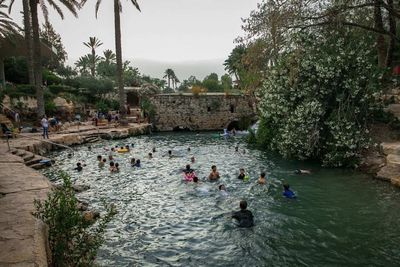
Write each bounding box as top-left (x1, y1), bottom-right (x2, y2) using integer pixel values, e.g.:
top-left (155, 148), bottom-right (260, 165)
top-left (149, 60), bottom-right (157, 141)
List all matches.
top-left (81, 0), bottom-right (141, 120)
top-left (0, 0), bottom-right (19, 38)
top-left (8, 0), bottom-right (80, 118)
top-left (75, 55), bottom-right (90, 75)
top-left (163, 68), bottom-right (175, 89)
top-left (83, 36), bottom-right (102, 76)
top-left (103, 49), bottom-right (116, 64)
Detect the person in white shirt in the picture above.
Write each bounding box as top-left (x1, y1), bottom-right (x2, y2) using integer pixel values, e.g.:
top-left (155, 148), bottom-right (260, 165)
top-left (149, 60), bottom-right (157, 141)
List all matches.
top-left (41, 115), bottom-right (49, 139)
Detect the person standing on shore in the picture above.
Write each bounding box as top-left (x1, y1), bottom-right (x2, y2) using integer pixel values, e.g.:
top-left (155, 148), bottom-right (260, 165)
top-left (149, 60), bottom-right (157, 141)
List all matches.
top-left (41, 115), bottom-right (49, 139)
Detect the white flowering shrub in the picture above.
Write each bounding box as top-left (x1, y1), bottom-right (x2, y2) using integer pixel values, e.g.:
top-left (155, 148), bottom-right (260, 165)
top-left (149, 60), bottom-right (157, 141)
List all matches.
top-left (257, 30), bottom-right (383, 166)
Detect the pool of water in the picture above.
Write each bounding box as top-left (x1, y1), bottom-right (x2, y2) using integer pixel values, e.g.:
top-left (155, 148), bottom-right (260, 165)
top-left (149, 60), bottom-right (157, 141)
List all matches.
top-left (43, 132), bottom-right (400, 266)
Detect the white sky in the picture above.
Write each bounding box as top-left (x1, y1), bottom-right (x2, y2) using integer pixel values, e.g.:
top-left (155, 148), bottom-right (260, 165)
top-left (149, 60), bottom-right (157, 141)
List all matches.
top-left (9, 0), bottom-right (260, 78)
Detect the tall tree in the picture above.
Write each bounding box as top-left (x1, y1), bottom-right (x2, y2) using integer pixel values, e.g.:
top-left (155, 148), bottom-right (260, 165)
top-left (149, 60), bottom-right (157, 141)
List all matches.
top-left (83, 36), bottom-right (102, 76)
top-left (40, 21), bottom-right (67, 70)
top-left (81, 0), bottom-right (141, 119)
top-left (163, 68), bottom-right (175, 89)
top-left (0, 0), bottom-right (19, 38)
top-left (8, 0), bottom-right (80, 118)
top-left (75, 55), bottom-right (90, 75)
top-left (21, 0), bottom-right (34, 84)
top-left (103, 49), bottom-right (116, 64)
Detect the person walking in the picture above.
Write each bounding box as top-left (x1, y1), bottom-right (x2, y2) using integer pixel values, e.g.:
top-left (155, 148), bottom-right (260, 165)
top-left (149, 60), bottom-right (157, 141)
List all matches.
top-left (41, 115), bottom-right (49, 139)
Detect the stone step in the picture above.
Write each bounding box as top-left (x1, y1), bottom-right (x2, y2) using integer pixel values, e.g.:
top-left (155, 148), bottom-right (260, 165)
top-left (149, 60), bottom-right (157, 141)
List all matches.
top-left (30, 163), bottom-right (48, 170)
top-left (381, 142), bottom-right (400, 155)
top-left (22, 151), bottom-right (35, 162)
top-left (15, 149), bottom-right (27, 157)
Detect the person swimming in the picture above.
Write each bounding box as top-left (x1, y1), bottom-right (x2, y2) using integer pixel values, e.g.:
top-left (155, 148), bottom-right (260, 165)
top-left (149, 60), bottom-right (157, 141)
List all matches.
top-left (99, 158), bottom-right (106, 168)
top-left (168, 150), bottom-right (172, 157)
top-left (238, 168), bottom-right (245, 180)
top-left (97, 155), bottom-right (102, 162)
top-left (148, 153), bottom-right (153, 159)
top-left (125, 145), bottom-right (130, 151)
top-left (135, 159), bottom-right (141, 168)
top-left (183, 164), bottom-right (196, 181)
top-left (232, 200), bottom-right (254, 228)
top-left (152, 147), bottom-right (156, 153)
top-left (283, 183), bottom-right (296, 199)
top-left (258, 172), bottom-right (266, 185)
top-left (74, 162), bottom-right (83, 172)
top-left (235, 146), bottom-right (239, 152)
top-left (130, 158), bottom-right (136, 167)
top-left (191, 156), bottom-right (195, 163)
top-left (294, 169), bottom-right (311, 175)
top-left (109, 161), bottom-right (117, 172)
top-left (208, 165), bottom-right (220, 180)
top-left (115, 163), bottom-right (120, 172)
top-left (218, 184), bottom-right (228, 196)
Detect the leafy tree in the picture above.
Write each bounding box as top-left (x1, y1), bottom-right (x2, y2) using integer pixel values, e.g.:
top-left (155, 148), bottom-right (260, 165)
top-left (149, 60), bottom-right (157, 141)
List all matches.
top-left (83, 36), bottom-right (103, 76)
top-left (75, 55), bottom-right (91, 76)
top-left (221, 73), bottom-right (233, 90)
top-left (0, 0), bottom-right (19, 38)
top-left (202, 72), bottom-right (223, 92)
top-left (40, 21), bottom-right (67, 70)
top-left (257, 29), bottom-right (383, 167)
top-left (81, 0), bottom-right (141, 119)
top-left (7, 0), bottom-right (80, 117)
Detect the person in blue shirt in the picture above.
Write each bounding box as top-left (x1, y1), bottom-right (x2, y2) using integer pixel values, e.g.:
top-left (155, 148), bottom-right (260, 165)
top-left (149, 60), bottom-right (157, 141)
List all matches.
top-left (283, 183), bottom-right (296, 199)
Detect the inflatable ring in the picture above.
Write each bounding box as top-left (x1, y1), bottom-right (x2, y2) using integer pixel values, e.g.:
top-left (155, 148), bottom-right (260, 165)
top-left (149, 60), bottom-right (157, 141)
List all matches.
top-left (117, 149), bottom-right (129, 153)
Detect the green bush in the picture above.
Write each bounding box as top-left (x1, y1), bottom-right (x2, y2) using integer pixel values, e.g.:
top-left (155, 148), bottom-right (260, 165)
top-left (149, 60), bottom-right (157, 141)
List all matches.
top-left (256, 30), bottom-right (383, 167)
top-left (43, 69), bottom-right (63, 85)
top-left (48, 85), bottom-right (77, 95)
top-left (33, 172), bottom-right (116, 266)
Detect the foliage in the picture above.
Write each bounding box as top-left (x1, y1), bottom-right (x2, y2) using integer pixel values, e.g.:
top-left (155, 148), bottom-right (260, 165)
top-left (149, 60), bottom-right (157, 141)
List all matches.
top-left (43, 69), bottom-right (63, 85)
top-left (0, 1), bottom-right (20, 38)
top-left (33, 172), bottom-right (116, 266)
top-left (95, 99), bottom-right (120, 113)
top-left (163, 87), bottom-right (175, 94)
top-left (202, 73), bottom-right (223, 92)
top-left (48, 84), bottom-right (76, 95)
top-left (4, 57), bottom-right (29, 84)
top-left (191, 85), bottom-right (207, 96)
top-left (256, 30), bottom-right (383, 167)
top-left (140, 97), bottom-right (156, 121)
top-left (40, 21), bottom-right (68, 70)
top-left (44, 99), bottom-right (57, 115)
top-left (65, 76), bottom-right (114, 99)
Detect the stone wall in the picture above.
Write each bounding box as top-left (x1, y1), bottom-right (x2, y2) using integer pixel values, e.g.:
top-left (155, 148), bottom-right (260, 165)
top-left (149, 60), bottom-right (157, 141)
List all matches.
top-left (150, 93), bottom-right (257, 131)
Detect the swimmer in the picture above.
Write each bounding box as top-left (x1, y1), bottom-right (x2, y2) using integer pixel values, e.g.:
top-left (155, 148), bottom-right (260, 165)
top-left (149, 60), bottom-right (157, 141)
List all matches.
top-left (131, 143), bottom-right (135, 147)
top-left (152, 147), bottom-right (156, 153)
top-left (67, 153), bottom-right (72, 158)
top-left (188, 147), bottom-right (191, 152)
top-left (232, 200), bottom-right (254, 228)
top-left (99, 158), bottom-right (106, 168)
top-left (88, 145), bottom-right (92, 151)
top-left (191, 156), bottom-right (195, 163)
top-left (130, 158), bottom-right (136, 167)
top-left (109, 161), bottom-right (117, 172)
top-left (135, 159), bottom-right (141, 168)
top-left (218, 184), bottom-right (228, 196)
top-left (208, 165), bottom-right (220, 180)
top-left (183, 164), bottom-right (196, 181)
top-left (258, 172), bottom-right (266, 185)
top-left (294, 169), bottom-right (311, 175)
top-left (283, 183), bottom-right (296, 199)
top-left (115, 163), bottom-right (120, 172)
top-left (125, 145), bottom-right (130, 151)
top-left (238, 168), bottom-right (245, 180)
top-left (148, 153), bottom-right (153, 159)
top-left (168, 150), bottom-right (172, 157)
top-left (97, 155), bottom-right (102, 162)
top-left (74, 162), bottom-right (83, 172)
top-left (235, 146), bottom-right (239, 152)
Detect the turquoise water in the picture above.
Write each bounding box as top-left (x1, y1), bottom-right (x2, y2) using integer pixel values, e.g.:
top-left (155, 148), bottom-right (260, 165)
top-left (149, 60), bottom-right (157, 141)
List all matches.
top-left (43, 132), bottom-right (400, 266)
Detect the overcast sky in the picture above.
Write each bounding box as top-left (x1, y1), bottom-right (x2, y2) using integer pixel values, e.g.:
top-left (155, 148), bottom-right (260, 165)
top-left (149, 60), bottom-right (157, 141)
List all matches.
top-left (9, 0), bottom-right (260, 79)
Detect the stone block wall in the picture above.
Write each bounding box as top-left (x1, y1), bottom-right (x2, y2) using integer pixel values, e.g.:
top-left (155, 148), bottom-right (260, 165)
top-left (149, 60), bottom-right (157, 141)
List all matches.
top-left (150, 94), bottom-right (256, 131)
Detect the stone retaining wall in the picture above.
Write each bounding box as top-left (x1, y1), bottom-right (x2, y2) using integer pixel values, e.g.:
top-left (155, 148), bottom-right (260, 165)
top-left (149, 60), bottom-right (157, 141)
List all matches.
top-left (150, 94), bottom-right (257, 131)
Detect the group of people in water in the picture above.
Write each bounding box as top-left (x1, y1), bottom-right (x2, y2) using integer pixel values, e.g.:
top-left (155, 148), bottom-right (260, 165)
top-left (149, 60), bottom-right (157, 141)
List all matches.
top-left (73, 144), bottom-right (308, 228)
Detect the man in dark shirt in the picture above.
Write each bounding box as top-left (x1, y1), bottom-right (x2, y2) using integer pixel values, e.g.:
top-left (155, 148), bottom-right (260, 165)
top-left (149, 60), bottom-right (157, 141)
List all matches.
top-left (232, 200), bottom-right (254, 228)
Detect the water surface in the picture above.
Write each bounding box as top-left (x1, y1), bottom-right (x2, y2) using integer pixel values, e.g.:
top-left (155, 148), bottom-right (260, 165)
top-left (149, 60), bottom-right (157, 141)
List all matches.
top-left (43, 132), bottom-right (400, 266)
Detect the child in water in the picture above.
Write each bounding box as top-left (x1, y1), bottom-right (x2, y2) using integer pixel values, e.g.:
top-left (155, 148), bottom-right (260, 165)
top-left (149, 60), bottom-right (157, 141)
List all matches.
top-left (183, 164), bottom-right (196, 181)
top-left (99, 158), bottom-right (106, 168)
top-left (258, 172), bottom-right (266, 185)
top-left (135, 159), bottom-right (141, 168)
top-left (238, 168), bottom-right (250, 182)
top-left (109, 161), bottom-right (117, 172)
top-left (283, 183), bottom-right (296, 199)
top-left (115, 163), bottom-right (120, 172)
top-left (130, 158), bottom-right (136, 167)
top-left (218, 184), bottom-right (228, 196)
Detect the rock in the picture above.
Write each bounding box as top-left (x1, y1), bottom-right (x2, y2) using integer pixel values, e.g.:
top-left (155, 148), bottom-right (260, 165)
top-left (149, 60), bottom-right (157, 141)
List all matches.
top-left (381, 142), bottom-right (400, 155)
top-left (376, 164), bottom-right (400, 181)
top-left (357, 154), bottom-right (386, 174)
top-left (72, 184), bottom-right (90, 193)
top-left (83, 210), bottom-right (100, 223)
top-left (386, 154), bottom-right (400, 166)
top-left (77, 202), bottom-right (89, 211)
